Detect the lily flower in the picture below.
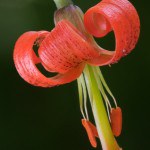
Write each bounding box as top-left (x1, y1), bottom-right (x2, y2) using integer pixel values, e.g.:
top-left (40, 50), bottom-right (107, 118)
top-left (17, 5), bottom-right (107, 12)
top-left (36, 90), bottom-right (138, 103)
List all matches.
top-left (13, 0), bottom-right (140, 149)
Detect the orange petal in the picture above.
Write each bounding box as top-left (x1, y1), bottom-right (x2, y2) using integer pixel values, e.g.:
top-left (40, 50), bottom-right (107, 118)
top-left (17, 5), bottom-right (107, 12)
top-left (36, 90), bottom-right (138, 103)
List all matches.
top-left (38, 20), bottom-right (99, 74)
top-left (84, 0), bottom-right (140, 66)
top-left (14, 31), bottom-right (85, 87)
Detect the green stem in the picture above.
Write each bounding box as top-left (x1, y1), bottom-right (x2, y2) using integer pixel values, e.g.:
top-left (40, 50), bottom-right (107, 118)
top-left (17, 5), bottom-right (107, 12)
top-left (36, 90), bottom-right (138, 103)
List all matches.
top-left (84, 65), bottom-right (120, 150)
top-left (53, 0), bottom-right (73, 9)
top-left (53, 0), bottom-right (120, 149)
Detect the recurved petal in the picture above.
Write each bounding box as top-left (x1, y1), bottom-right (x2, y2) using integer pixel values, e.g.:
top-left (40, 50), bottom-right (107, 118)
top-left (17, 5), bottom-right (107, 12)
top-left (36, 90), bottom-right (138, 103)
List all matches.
top-left (14, 31), bottom-right (85, 87)
top-left (38, 20), bottom-right (100, 74)
top-left (84, 0), bottom-right (140, 66)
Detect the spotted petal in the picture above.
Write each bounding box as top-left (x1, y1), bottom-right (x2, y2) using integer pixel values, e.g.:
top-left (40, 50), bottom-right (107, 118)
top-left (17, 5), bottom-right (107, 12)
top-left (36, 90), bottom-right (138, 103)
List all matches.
top-left (14, 30), bottom-right (85, 87)
top-left (84, 0), bottom-right (140, 66)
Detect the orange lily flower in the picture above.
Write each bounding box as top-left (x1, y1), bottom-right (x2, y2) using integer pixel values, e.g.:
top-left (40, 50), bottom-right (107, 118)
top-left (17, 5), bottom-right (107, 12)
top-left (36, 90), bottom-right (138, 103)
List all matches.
top-left (13, 0), bottom-right (140, 149)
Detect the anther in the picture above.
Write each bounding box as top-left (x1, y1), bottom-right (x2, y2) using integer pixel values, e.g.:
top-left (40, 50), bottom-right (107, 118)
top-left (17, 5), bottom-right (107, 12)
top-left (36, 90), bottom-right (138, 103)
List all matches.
top-left (81, 119), bottom-right (98, 148)
top-left (110, 107), bottom-right (122, 137)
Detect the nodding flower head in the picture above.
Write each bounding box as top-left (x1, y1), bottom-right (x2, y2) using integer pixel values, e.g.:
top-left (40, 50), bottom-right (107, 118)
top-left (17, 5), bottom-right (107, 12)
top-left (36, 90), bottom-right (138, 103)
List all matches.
top-left (13, 0), bottom-right (140, 150)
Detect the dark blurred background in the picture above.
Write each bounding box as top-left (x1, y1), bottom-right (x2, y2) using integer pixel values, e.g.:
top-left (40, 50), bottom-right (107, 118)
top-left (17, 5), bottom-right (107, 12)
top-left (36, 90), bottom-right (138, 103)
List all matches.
top-left (0, 0), bottom-right (149, 150)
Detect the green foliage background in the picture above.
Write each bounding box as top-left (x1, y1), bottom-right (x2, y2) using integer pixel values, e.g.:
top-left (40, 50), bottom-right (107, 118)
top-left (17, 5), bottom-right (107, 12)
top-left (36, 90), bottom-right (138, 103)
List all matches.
top-left (0, 0), bottom-right (149, 150)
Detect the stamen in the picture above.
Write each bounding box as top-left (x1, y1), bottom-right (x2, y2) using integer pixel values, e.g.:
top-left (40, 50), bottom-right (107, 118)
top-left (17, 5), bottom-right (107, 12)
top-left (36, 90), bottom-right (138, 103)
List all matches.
top-left (110, 107), bottom-right (122, 137)
top-left (77, 74), bottom-right (89, 120)
top-left (92, 67), bottom-right (112, 121)
top-left (83, 66), bottom-right (94, 105)
top-left (95, 66), bottom-right (118, 108)
top-left (78, 74), bottom-right (89, 120)
top-left (83, 69), bottom-right (93, 105)
top-left (106, 102), bottom-right (111, 122)
top-left (81, 119), bottom-right (98, 148)
top-left (77, 77), bottom-right (86, 119)
top-left (80, 74), bottom-right (89, 120)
